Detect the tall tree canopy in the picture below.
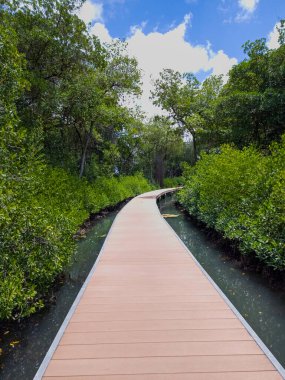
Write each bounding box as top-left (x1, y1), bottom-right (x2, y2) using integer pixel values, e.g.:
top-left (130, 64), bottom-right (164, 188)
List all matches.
top-left (3, 0), bottom-right (142, 178)
top-left (216, 35), bottom-right (285, 148)
top-left (151, 69), bottom-right (223, 160)
top-left (138, 116), bottom-right (186, 186)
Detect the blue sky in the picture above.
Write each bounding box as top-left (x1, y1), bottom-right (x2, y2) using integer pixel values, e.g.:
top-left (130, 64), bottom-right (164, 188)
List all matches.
top-left (100, 0), bottom-right (284, 58)
top-left (77, 0), bottom-right (285, 115)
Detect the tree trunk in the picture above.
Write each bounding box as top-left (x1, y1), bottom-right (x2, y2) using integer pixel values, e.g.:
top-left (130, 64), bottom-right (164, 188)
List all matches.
top-left (192, 133), bottom-right (197, 163)
top-left (155, 154), bottom-right (165, 187)
top-left (79, 134), bottom-right (90, 178)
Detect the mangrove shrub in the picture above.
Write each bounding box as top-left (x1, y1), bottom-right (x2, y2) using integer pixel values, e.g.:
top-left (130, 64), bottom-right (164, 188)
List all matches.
top-left (178, 138), bottom-right (285, 270)
top-left (0, 170), bottom-right (152, 320)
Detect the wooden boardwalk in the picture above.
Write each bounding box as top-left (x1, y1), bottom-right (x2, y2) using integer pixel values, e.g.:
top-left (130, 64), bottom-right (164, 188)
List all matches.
top-left (36, 189), bottom-right (284, 379)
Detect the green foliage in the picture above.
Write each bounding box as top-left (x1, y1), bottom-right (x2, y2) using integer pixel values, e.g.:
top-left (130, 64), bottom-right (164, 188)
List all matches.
top-left (2, 0), bottom-right (284, 322)
top-left (151, 70), bottom-right (199, 127)
top-left (0, 20), bottom-right (28, 125)
top-left (0, 1), bottom-right (153, 321)
top-left (178, 138), bottom-right (285, 269)
top-left (151, 24), bottom-right (285, 154)
top-left (163, 177), bottom-right (184, 188)
top-left (151, 69), bottom-right (225, 161)
top-left (0, 168), bottom-right (152, 320)
top-left (216, 32), bottom-right (285, 148)
top-left (151, 69), bottom-right (201, 161)
top-left (138, 116), bottom-right (186, 186)
top-left (4, 0), bottom-right (141, 178)
top-left (0, 9), bottom-right (47, 319)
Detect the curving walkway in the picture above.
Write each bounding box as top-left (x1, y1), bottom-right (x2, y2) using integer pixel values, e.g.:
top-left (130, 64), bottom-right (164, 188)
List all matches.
top-left (36, 189), bottom-right (284, 379)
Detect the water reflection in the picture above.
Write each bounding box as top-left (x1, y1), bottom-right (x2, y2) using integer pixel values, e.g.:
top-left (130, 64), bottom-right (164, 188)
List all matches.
top-left (0, 212), bottom-right (117, 380)
top-left (159, 195), bottom-right (285, 366)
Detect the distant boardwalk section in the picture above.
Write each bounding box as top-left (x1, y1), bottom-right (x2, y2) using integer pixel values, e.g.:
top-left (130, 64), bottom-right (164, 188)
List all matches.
top-left (36, 189), bottom-right (284, 379)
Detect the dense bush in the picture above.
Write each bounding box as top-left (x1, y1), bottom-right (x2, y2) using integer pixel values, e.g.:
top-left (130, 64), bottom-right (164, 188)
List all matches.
top-left (163, 177), bottom-right (184, 188)
top-left (0, 168), bottom-right (152, 320)
top-left (178, 137), bottom-right (285, 270)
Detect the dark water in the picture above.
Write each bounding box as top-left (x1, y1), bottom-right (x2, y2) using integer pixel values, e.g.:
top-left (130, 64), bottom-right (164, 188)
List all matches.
top-left (0, 211), bottom-right (117, 380)
top-left (159, 195), bottom-right (285, 368)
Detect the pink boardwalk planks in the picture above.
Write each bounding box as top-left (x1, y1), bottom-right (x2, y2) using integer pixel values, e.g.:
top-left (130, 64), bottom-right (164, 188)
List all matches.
top-left (38, 189), bottom-right (283, 379)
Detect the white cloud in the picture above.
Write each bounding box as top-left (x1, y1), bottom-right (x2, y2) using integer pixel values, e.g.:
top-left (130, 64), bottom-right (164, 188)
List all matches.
top-left (77, 1), bottom-right (103, 24)
top-left (267, 22), bottom-right (281, 49)
top-left (90, 22), bottom-right (113, 44)
top-left (235, 0), bottom-right (259, 22)
top-left (238, 0), bottom-right (259, 12)
top-left (92, 15), bottom-right (237, 116)
top-left (207, 50), bottom-right (237, 77)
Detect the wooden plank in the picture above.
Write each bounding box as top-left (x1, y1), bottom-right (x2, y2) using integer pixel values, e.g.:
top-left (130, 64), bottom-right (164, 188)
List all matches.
top-left (38, 189), bottom-right (283, 379)
top-left (43, 373), bottom-right (282, 380)
top-left (44, 355), bottom-right (274, 376)
top-left (79, 295), bottom-right (225, 304)
top-left (53, 341), bottom-right (261, 359)
top-left (75, 301), bottom-right (230, 312)
top-left (70, 309), bottom-right (236, 322)
top-left (60, 329), bottom-right (252, 345)
top-left (66, 318), bottom-right (244, 332)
